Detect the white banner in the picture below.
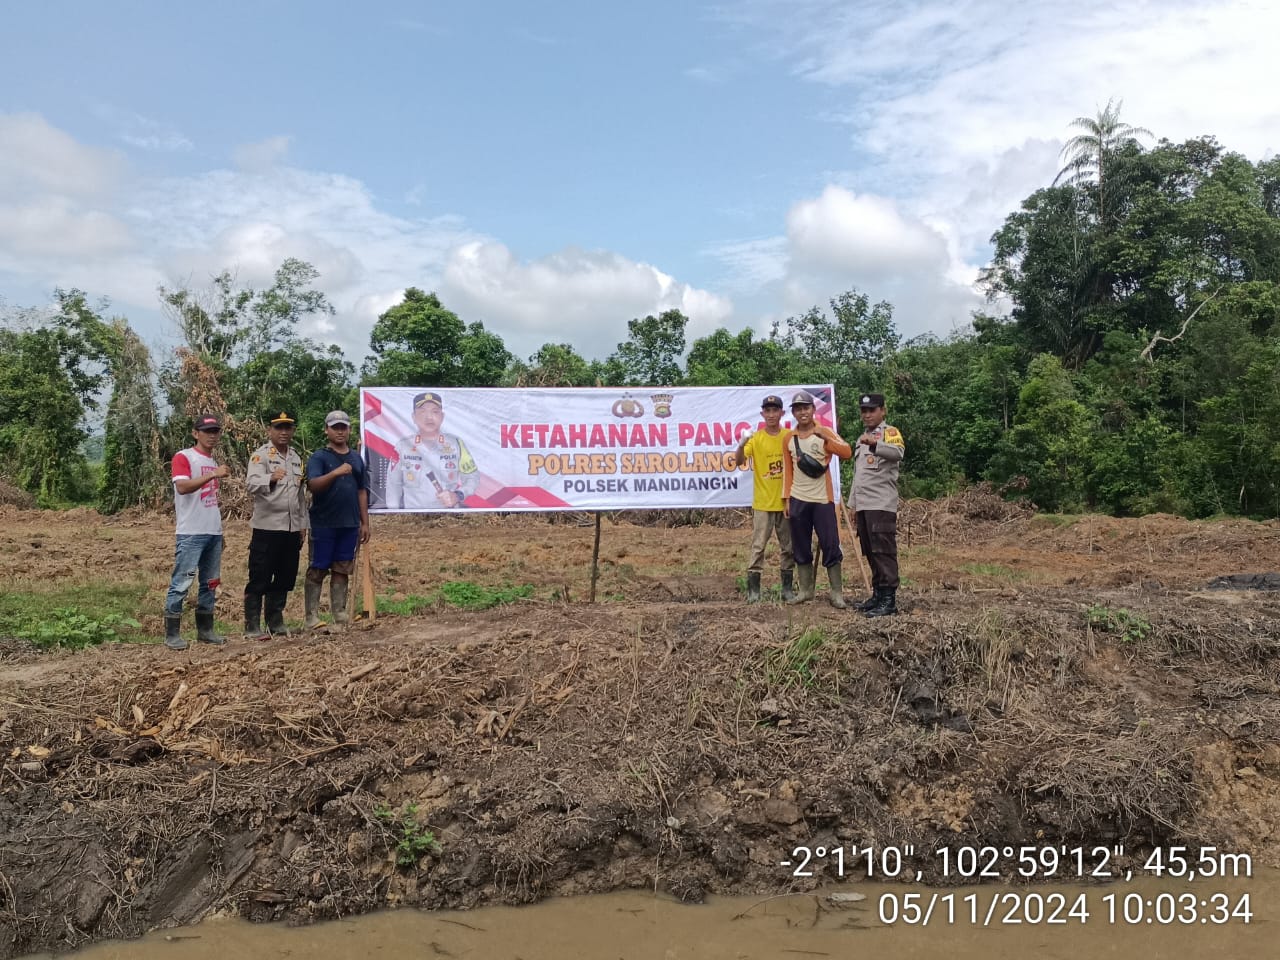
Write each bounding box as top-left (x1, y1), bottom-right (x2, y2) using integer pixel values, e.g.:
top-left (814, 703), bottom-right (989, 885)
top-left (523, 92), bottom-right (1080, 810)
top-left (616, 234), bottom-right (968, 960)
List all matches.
top-left (360, 384), bottom-right (838, 513)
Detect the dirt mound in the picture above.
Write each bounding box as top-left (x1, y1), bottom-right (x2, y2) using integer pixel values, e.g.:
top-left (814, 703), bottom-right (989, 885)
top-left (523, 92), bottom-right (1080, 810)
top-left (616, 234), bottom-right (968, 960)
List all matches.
top-left (2, 508), bottom-right (1280, 957)
top-left (0, 478), bottom-right (33, 509)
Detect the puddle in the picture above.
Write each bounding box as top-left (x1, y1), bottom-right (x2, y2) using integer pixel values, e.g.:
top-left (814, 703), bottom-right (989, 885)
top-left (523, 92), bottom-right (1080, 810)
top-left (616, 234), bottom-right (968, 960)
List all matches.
top-left (22, 871), bottom-right (1276, 960)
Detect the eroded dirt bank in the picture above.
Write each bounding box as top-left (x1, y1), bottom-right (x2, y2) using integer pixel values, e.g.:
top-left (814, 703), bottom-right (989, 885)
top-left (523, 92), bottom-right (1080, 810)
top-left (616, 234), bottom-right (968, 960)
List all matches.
top-left (2, 502), bottom-right (1279, 958)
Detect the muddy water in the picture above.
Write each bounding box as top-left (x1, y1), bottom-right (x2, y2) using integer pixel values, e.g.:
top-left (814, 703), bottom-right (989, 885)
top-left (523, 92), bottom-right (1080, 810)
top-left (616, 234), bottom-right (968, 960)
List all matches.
top-left (24, 871), bottom-right (1277, 960)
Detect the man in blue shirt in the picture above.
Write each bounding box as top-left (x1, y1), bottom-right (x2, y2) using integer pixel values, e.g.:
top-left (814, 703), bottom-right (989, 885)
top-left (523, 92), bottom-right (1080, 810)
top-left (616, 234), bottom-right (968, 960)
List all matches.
top-left (304, 410), bottom-right (370, 630)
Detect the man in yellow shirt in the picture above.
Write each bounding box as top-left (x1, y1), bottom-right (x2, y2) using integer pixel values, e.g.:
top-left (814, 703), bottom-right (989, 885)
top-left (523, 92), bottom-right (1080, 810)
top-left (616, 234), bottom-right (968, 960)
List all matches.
top-left (730, 395), bottom-right (795, 602)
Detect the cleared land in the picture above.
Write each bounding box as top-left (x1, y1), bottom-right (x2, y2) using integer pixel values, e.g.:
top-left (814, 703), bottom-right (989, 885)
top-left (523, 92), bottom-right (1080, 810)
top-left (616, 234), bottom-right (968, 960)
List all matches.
top-left (1, 495), bottom-right (1279, 958)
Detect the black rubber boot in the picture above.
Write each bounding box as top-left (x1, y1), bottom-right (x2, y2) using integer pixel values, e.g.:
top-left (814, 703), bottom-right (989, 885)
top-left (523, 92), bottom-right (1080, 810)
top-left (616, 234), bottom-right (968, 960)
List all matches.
top-left (264, 592), bottom-right (290, 636)
top-left (856, 587), bottom-right (882, 612)
top-left (244, 593), bottom-right (267, 640)
top-left (865, 588), bottom-right (898, 618)
top-left (746, 571), bottom-right (762, 603)
top-left (780, 569), bottom-right (796, 602)
top-left (164, 615), bottom-right (188, 651)
top-left (195, 612), bottom-right (226, 645)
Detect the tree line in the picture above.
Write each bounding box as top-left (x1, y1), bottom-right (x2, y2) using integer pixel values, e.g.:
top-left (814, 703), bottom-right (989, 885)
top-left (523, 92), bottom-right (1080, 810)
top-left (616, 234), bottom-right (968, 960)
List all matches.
top-left (2, 105), bottom-right (1277, 518)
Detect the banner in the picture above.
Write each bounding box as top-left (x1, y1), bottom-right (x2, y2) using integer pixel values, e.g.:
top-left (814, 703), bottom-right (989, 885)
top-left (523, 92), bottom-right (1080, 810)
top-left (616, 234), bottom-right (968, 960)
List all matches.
top-left (360, 384), bottom-right (838, 513)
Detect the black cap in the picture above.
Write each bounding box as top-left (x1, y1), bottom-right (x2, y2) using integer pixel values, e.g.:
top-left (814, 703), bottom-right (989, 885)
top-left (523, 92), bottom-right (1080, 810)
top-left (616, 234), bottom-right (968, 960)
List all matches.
top-left (268, 411), bottom-right (296, 426)
top-left (858, 393), bottom-right (885, 409)
top-left (790, 390), bottom-right (816, 407)
top-left (761, 395), bottom-right (783, 409)
top-left (414, 391), bottom-right (443, 409)
top-left (193, 414), bottom-right (221, 431)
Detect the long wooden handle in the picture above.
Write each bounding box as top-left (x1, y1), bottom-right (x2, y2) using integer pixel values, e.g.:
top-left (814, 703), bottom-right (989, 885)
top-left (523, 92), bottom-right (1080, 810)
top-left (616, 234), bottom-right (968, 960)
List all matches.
top-left (839, 499), bottom-right (873, 594)
top-left (361, 543), bottom-right (376, 622)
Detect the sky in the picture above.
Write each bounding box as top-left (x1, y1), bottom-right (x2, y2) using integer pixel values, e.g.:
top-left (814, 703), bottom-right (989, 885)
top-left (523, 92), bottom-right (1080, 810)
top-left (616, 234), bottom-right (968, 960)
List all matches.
top-left (1, 0), bottom-right (1276, 364)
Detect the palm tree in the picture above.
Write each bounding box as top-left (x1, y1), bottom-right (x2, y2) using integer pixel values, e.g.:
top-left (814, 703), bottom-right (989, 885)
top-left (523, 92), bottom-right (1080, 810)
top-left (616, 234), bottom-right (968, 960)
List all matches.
top-left (1053, 98), bottom-right (1152, 224)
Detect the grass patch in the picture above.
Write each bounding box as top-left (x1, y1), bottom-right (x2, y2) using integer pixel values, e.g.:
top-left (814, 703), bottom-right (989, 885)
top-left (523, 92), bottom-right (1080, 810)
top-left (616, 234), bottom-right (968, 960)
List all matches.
top-left (375, 581), bottom-right (535, 616)
top-left (376, 594), bottom-right (438, 617)
top-left (374, 802), bottom-right (441, 867)
top-left (0, 581), bottom-right (149, 649)
top-left (960, 562), bottom-right (1025, 580)
top-left (1085, 605), bottom-right (1152, 645)
top-left (765, 626), bottom-right (829, 689)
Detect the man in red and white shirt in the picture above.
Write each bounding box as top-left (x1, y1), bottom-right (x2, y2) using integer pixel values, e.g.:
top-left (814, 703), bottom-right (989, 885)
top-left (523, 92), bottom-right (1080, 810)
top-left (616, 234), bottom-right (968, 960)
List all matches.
top-left (164, 414), bottom-right (230, 650)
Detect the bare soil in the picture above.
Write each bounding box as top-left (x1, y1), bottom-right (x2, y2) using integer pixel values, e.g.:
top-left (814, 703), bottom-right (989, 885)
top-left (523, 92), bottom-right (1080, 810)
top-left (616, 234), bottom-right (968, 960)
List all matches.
top-left (2, 495), bottom-right (1279, 958)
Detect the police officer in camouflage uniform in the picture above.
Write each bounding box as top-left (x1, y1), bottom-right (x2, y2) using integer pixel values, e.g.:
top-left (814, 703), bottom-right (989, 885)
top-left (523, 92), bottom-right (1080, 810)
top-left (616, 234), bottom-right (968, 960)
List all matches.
top-left (386, 392), bottom-right (479, 509)
top-left (846, 392), bottom-right (905, 617)
top-left (243, 412), bottom-right (308, 638)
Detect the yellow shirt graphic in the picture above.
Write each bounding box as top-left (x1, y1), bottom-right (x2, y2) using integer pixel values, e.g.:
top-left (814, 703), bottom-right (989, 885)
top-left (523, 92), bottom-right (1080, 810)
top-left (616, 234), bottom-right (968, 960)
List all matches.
top-left (741, 429), bottom-right (787, 511)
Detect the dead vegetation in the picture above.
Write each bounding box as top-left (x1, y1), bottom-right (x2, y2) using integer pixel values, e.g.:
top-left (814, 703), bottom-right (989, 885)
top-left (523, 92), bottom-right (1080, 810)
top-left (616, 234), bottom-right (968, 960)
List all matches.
top-left (1, 495), bottom-right (1280, 958)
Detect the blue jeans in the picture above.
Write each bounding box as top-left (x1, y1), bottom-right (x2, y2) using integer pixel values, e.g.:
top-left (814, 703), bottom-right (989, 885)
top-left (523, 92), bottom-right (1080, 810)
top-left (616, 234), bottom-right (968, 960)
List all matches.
top-left (165, 534), bottom-right (224, 616)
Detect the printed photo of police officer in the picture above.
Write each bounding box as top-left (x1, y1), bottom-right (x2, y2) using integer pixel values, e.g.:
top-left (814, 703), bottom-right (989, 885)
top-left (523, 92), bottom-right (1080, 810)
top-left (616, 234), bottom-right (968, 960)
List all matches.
top-left (385, 391), bottom-right (480, 508)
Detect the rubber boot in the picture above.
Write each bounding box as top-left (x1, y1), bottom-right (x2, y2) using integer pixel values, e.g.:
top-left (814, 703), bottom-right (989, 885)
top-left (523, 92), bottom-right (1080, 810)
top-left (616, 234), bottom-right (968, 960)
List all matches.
top-left (244, 593), bottom-right (268, 640)
top-left (856, 587), bottom-right (881, 612)
top-left (304, 575), bottom-right (324, 631)
top-left (746, 571), bottom-right (762, 604)
top-left (865, 588), bottom-right (898, 618)
top-left (780, 569), bottom-right (796, 602)
top-left (164, 615), bottom-right (188, 651)
top-left (195, 612), bottom-right (226, 645)
top-left (264, 592), bottom-right (290, 636)
top-left (331, 574), bottom-right (350, 625)
top-left (787, 563), bottom-right (815, 604)
top-left (827, 563), bottom-right (847, 609)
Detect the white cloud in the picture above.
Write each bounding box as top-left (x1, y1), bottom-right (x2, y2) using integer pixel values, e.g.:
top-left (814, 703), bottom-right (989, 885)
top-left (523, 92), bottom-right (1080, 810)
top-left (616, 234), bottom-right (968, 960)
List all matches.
top-left (720, 0), bottom-right (1280, 329)
top-left (787, 186), bottom-right (948, 277)
top-left (0, 198), bottom-right (132, 259)
top-left (0, 112), bottom-right (732, 363)
top-left (440, 241), bottom-right (734, 360)
top-left (92, 104), bottom-right (193, 153)
top-left (233, 136), bottom-right (291, 173)
top-left (0, 113), bottom-right (125, 199)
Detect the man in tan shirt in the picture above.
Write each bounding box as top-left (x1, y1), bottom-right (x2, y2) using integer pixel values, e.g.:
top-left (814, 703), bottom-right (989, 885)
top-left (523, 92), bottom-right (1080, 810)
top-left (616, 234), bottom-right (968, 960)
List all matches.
top-left (781, 390), bottom-right (853, 607)
top-left (244, 412), bottom-right (309, 638)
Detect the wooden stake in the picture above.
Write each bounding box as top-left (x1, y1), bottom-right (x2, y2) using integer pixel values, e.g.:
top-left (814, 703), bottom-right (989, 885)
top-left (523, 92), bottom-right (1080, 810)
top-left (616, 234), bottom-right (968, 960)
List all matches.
top-left (360, 543), bottom-right (376, 622)
top-left (589, 512), bottom-right (602, 603)
top-left (838, 499), bottom-right (874, 595)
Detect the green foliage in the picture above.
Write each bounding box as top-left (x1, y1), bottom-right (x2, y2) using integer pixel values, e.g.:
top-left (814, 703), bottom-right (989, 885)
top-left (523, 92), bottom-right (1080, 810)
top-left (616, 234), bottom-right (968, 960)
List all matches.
top-left (374, 802), bottom-right (441, 867)
top-left (375, 594), bottom-right (438, 616)
top-left (508, 342), bottom-right (603, 386)
top-left (0, 582), bottom-right (148, 649)
top-left (684, 328), bottom-right (796, 386)
top-left (99, 318), bottom-right (165, 513)
top-left (362, 287), bottom-right (511, 387)
top-left (374, 582), bottom-right (534, 615)
top-left (987, 354), bottom-right (1094, 510)
top-left (765, 627), bottom-right (828, 689)
top-left (606, 309), bottom-right (688, 386)
top-left (1085, 605), bottom-right (1152, 645)
top-left (0, 291), bottom-right (111, 502)
top-left (438, 581), bottom-right (535, 609)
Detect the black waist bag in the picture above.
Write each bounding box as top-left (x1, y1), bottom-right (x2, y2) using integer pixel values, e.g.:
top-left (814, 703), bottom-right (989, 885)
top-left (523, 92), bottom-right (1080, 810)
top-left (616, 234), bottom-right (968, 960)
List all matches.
top-left (793, 435), bottom-right (827, 479)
